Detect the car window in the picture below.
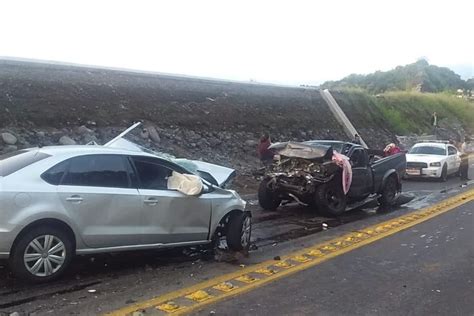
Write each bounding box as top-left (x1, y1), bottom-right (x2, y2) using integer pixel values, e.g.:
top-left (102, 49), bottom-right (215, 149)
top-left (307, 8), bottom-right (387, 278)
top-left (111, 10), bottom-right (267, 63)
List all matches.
top-left (0, 150), bottom-right (50, 177)
top-left (448, 146), bottom-right (457, 155)
top-left (408, 146), bottom-right (446, 156)
top-left (131, 157), bottom-right (173, 190)
top-left (350, 149), bottom-right (367, 168)
top-left (41, 160), bottom-right (69, 185)
top-left (61, 155), bottom-right (130, 188)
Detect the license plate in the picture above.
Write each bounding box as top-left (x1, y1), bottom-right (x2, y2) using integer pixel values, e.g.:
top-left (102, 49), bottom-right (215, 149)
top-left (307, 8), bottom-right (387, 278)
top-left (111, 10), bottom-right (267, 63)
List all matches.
top-left (406, 168), bottom-right (421, 176)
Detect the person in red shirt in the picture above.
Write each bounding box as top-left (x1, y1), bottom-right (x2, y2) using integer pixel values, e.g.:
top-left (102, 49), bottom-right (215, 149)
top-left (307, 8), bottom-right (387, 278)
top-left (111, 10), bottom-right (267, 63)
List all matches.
top-left (257, 133), bottom-right (274, 165)
top-left (383, 143), bottom-right (401, 157)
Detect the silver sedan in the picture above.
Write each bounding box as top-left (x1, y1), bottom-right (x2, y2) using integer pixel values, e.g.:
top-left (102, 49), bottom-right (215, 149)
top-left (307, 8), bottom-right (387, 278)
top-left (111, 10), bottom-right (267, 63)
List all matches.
top-left (0, 145), bottom-right (250, 282)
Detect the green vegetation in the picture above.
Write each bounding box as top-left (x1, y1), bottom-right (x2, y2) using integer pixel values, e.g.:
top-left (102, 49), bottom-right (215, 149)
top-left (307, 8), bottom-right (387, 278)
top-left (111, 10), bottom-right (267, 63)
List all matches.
top-left (325, 60), bottom-right (473, 136)
top-left (374, 92), bottom-right (474, 134)
top-left (334, 89), bottom-right (474, 135)
top-left (323, 59), bottom-right (468, 93)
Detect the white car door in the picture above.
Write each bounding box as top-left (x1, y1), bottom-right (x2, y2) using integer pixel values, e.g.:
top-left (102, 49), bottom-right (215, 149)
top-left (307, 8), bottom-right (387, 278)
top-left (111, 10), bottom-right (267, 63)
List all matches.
top-left (130, 156), bottom-right (212, 245)
top-left (447, 146), bottom-right (460, 174)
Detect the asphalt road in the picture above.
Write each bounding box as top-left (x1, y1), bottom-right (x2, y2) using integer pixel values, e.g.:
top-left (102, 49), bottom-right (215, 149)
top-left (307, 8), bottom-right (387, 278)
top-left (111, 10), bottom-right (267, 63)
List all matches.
top-left (195, 200), bottom-right (474, 316)
top-left (0, 175), bottom-right (471, 315)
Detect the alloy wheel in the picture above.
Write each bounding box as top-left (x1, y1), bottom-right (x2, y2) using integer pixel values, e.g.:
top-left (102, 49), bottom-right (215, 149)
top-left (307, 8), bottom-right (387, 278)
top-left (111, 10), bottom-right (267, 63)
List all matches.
top-left (23, 235), bottom-right (66, 277)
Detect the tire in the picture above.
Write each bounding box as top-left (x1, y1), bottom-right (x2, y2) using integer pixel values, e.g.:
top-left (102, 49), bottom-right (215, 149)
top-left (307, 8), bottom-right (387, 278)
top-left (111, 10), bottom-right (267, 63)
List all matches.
top-left (258, 178), bottom-right (281, 211)
top-left (378, 175), bottom-right (398, 206)
top-left (315, 182), bottom-right (347, 217)
top-left (439, 164), bottom-right (448, 182)
top-left (9, 226), bottom-right (74, 283)
top-left (226, 213), bottom-right (251, 251)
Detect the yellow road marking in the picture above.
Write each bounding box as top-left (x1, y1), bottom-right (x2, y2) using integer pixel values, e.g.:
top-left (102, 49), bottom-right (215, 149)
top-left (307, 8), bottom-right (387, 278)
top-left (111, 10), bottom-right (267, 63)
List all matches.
top-left (185, 290), bottom-right (213, 303)
top-left (106, 189), bottom-right (474, 316)
top-left (212, 282), bottom-right (238, 293)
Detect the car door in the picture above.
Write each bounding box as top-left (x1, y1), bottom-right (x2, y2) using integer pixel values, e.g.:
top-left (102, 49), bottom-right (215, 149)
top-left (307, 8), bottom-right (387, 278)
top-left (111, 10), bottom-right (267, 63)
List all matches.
top-left (56, 154), bottom-right (142, 248)
top-left (348, 149), bottom-right (372, 199)
top-left (130, 156), bottom-right (212, 245)
top-left (447, 146), bottom-right (460, 174)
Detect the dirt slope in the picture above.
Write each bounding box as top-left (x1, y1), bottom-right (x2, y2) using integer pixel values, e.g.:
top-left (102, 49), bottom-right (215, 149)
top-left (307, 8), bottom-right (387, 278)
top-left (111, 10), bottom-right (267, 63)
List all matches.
top-left (0, 59), bottom-right (397, 191)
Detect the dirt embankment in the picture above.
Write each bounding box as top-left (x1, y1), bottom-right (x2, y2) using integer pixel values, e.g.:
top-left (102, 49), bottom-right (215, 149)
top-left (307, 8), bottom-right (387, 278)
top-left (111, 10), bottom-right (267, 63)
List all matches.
top-left (0, 60), bottom-right (399, 191)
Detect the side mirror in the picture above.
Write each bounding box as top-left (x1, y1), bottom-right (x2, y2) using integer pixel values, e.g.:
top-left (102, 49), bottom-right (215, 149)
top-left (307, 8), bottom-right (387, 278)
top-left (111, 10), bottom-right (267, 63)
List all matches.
top-left (201, 183), bottom-right (215, 194)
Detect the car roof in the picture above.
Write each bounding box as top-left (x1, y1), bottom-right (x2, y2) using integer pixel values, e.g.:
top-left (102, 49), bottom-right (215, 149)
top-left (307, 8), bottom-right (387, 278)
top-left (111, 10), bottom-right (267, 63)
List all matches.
top-left (36, 145), bottom-right (159, 158)
top-left (412, 142), bottom-right (448, 149)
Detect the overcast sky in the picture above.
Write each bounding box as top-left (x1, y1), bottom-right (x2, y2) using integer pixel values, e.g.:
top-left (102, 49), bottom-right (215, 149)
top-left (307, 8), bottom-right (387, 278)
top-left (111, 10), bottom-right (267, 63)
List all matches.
top-left (1, 0), bottom-right (472, 85)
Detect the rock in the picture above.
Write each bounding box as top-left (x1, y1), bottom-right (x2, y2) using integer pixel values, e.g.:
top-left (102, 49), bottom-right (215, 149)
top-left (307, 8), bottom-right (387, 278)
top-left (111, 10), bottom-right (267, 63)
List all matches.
top-left (244, 139), bottom-right (258, 147)
top-left (36, 131), bottom-right (46, 138)
top-left (208, 137), bottom-right (221, 147)
top-left (140, 129), bottom-right (149, 139)
top-left (197, 139), bottom-right (209, 148)
top-left (83, 134), bottom-right (98, 144)
top-left (59, 136), bottom-right (76, 145)
top-left (147, 126), bottom-right (161, 144)
top-left (3, 145), bottom-right (18, 153)
top-left (1, 132), bottom-right (17, 145)
top-left (77, 125), bottom-right (93, 135)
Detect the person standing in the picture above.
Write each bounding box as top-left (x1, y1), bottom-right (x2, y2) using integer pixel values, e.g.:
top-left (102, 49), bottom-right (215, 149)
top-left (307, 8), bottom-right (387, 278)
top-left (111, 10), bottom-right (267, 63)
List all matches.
top-left (383, 143), bottom-right (401, 157)
top-left (257, 133), bottom-right (274, 165)
top-left (352, 134), bottom-right (361, 145)
top-left (431, 112), bottom-right (438, 128)
top-left (431, 112), bottom-right (438, 138)
top-left (459, 137), bottom-right (470, 181)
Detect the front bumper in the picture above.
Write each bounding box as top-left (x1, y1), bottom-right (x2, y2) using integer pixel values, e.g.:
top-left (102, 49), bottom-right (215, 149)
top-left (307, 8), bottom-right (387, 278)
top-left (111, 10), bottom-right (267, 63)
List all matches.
top-left (406, 166), bottom-right (442, 178)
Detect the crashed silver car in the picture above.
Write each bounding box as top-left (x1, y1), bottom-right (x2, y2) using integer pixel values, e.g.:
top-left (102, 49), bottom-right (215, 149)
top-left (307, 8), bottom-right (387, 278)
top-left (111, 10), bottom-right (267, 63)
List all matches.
top-left (0, 125), bottom-right (250, 282)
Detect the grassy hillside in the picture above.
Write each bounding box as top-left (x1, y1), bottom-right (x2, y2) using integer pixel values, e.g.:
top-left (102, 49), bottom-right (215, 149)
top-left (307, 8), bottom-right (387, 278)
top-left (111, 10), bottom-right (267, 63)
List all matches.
top-left (334, 89), bottom-right (474, 136)
top-left (374, 92), bottom-right (474, 134)
top-left (323, 60), bottom-right (468, 93)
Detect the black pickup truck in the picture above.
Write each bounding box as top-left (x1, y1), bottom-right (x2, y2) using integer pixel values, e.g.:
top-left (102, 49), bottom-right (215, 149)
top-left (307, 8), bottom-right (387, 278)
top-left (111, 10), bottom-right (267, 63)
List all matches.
top-left (258, 141), bottom-right (407, 216)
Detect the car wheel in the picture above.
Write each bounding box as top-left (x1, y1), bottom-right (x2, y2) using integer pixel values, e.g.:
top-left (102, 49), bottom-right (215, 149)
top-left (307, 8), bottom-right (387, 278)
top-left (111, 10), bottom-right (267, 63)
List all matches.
top-left (258, 178), bottom-right (281, 211)
top-left (226, 212), bottom-right (251, 251)
top-left (378, 175), bottom-right (398, 206)
top-left (439, 164), bottom-right (448, 182)
top-left (9, 226), bottom-right (73, 283)
top-left (315, 182), bottom-right (347, 217)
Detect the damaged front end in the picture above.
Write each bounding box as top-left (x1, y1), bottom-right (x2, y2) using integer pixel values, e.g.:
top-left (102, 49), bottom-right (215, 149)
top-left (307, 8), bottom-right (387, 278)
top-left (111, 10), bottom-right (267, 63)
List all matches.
top-left (264, 142), bottom-right (340, 204)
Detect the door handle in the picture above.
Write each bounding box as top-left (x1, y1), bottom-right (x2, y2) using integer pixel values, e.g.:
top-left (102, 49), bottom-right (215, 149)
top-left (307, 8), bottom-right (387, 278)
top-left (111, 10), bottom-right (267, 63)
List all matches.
top-left (66, 195), bottom-right (83, 203)
top-left (144, 198), bottom-right (159, 205)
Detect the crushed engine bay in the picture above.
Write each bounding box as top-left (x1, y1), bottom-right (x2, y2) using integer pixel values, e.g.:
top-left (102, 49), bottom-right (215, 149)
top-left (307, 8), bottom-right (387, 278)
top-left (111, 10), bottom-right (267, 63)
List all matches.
top-left (265, 142), bottom-right (343, 198)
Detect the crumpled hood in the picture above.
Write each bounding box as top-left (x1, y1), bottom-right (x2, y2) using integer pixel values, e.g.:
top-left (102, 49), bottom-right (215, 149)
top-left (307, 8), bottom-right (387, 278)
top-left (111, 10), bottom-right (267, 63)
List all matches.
top-left (105, 138), bottom-right (236, 188)
top-left (270, 142), bottom-right (333, 161)
top-left (406, 154), bottom-right (444, 164)
top-left (174, 159), bottom-right (236, 188)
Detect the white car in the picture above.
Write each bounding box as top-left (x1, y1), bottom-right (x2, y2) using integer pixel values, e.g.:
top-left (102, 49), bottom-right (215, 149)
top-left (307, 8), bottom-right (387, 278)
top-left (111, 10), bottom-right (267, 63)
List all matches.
top-left (405, 142), bottom-right (461, 181)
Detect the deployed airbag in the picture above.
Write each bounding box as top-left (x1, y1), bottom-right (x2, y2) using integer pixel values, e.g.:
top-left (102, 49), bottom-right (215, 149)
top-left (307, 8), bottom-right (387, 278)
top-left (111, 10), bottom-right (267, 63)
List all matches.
top-left (167, 171), bottom-right (203, 196)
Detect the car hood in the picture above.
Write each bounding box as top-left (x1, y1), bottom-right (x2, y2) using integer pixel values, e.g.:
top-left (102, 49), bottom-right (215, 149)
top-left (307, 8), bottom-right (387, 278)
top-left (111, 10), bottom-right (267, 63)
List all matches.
top-left (406, 154), bottom-right (444, 164)
top-left (269, 141), bottom-right (333, 161)
top-left (105, 138), bottom-right (236, 188)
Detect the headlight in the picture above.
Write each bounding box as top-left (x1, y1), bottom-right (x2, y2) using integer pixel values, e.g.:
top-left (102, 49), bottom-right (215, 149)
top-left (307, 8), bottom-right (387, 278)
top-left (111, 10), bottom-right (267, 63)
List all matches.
top-left (430, 162), bottom-right (441, 167)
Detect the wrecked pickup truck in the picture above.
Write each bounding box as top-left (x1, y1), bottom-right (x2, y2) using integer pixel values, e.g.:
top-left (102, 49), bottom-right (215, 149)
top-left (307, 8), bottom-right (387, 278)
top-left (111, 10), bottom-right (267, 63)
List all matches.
top-left (258, 141), bottom-right (406, 216)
